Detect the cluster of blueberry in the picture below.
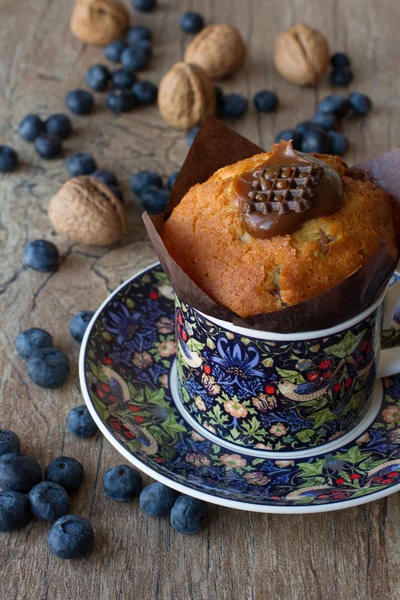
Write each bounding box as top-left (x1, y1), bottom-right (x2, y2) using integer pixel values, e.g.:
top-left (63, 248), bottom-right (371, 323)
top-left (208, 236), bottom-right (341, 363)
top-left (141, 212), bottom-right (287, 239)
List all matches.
top-left (0, 429), bottom-right (94, 559)
top-left (0, 426), bottom-right (206, 555)
top-left (84, 23), bottom-right (157, 114)
top-left (330, 52), bottom-right (354, 87)
top-left (15, 312), bottom-right (93, 389)
top-left (104, 468), bottom-right (207, 535)
top-left (130, 169), bottom-right (178, 215)
top-left (275, 91), bottom-right (372, 156)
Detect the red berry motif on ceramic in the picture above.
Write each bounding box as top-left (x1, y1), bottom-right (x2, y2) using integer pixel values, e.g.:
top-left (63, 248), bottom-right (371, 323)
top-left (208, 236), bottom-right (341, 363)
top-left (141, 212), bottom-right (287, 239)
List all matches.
top-left (307, 372), bottom-right (319, 381)
top-left (265, 385), bottom-right (275, 395)
top-left (319, 358), bottom-right (331, 370)
top-left (333, 383), bottom-right (342, 392)
top-left (203, 364), bottom-right (211, 375)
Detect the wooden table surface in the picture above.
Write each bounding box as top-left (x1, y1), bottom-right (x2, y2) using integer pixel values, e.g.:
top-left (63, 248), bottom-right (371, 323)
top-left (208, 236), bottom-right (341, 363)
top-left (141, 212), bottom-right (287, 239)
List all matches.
top-left (1, 0), bottom-right (400, 598)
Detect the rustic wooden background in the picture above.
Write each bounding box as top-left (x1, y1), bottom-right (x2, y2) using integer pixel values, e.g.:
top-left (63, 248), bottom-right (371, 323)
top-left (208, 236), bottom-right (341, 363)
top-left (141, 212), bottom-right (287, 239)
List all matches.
top-left (1, 0), bottom-right (400, 598)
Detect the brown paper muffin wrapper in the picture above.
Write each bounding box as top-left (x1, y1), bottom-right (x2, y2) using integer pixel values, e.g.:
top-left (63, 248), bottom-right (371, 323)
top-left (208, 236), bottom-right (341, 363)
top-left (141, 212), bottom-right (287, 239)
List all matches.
top-left (143, 116), bottom-right (400, 333)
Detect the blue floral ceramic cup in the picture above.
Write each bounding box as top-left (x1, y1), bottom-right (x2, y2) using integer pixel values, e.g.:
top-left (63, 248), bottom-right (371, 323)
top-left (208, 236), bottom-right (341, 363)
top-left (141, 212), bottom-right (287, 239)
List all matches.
top-left (175, 281), bottom-right (400, 452)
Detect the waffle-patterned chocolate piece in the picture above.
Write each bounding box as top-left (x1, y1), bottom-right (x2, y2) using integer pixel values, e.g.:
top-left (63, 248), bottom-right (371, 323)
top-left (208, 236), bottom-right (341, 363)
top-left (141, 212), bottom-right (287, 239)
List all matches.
top-left (243, 163), bottom-right (323, 215)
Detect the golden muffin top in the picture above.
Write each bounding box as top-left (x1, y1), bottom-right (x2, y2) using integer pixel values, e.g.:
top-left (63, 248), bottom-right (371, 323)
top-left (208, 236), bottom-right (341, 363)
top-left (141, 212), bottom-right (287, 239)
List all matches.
top-left (162, 147), bottom-right (398, 318)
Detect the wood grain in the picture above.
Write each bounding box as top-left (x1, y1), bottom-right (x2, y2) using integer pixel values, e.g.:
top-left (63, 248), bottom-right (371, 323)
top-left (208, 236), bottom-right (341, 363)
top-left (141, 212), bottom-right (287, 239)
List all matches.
top-left (0, 1), bottom-right (399, 599)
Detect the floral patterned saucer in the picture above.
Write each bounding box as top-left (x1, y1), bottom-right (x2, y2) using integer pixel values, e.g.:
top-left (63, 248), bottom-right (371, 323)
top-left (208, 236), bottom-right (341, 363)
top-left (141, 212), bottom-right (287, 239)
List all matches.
top-left (79, 263), bottom-right (400, 514)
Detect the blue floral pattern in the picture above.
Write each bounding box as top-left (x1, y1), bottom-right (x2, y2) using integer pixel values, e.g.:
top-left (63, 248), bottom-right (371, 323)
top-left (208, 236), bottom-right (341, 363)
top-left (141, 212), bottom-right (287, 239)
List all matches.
top-left (176, 297), bottom-right (381, 450)
top-left (82, 264), bottom-right (400, 509)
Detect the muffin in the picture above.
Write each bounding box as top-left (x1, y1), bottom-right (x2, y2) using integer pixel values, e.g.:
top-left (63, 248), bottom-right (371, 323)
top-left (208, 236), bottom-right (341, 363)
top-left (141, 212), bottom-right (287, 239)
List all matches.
top-left (161, 142), bottom-right (398, 318)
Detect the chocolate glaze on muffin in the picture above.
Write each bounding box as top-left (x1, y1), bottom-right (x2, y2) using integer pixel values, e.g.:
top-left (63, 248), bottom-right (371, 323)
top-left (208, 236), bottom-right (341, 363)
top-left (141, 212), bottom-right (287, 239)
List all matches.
top-left (161, 142), bottom-right (398, 318)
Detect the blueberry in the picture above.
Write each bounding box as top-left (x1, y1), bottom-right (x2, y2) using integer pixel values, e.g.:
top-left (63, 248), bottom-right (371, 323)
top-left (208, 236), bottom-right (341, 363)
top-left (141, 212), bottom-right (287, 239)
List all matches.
top-left (103, 465), bottom-right (143, 501)
top-left (48, 514), bottom-right (94, 559)
top-left (121, 47), bottom-right (148, 71)
top-left (331, 53), bottom-right (351, 68)
top-left (167, 171), bottom-right (179, 190)
top-left (66, 153), bottom-right (97, 177)
top-left (15, 328), bottom-right (53, 359)
top-left (330, 67), bottom-right (353, 87)
top-left (34, 134), bottom-right (62, 159)
top-left (0, 453), bottom-right (42, 493)
top-left (45, 456), bottom-right (84, 493)
top-left (140, 482), bottom-right (180, 516)
top-left (127, 26), bottom-right (151, 44)
top-left (23, 240), bottom-right (59, 272)
top-left (108, 186), bottom-right (124, 203)
top-left (0, 430), bottom-right (21, 457)
top-left (180, 11), bottom-right (204, 34)
top-left (220, 93), bottom-right (248, 119)
top-left (295, 120), bottom-right (323, 135)
top-left (130, 170), bottom-right (162, 196)
top-left (107, 89), bottom-right (136, 113)
top-left (132, 81), bottom-right (157, 105)
top-left (328, 131), bottom-right (349, 156)
top-left (134, 39), bottom-right (152, 58)
top-left (170, 495), bottom-right (207, 535)
top-left (69, 310), bottom-right (94, 342)
top-left (112, 68), bottom-right (137, 89)
top-left (104, 39), bottom-right (128, 63)
top-left (187, 126), bottom-right (200, 148)
top-left (0, 491), bottom-right (31, 532)
top-left (253, 90), bottom-right (278, 113)
top-left (301, 129), bottom-right (331, 154)
top-left (44, 114), bottom-right (72, 139)
top-left (18, 114), bottom-right (43, 142)
top-left (348, 91), bottom-right (372, 116)
top-left (274, 129), bottom-right (302, 150)
top-left (29, 482), bottom-right (69, 521)
top-left (0, 146), bottom-right (18, 172)
top-left (67, 406), bottom-right (97, 439)
top-left (92, 170), bottom-right (118, 187)
top-left (312, 112), bottom-right (337, 131)
top-left (132, 0), bottom-right (156, 12)
top-left (27, 348), bottom-right (70, 388)
top-left (85, 64), bottom-right (111, 92)
top-left (317, 94), bottom-right (350, 118)
top-left (141, 186), bottom-right (169, 215)
top-left (66, 90), bottom-right (94, 115)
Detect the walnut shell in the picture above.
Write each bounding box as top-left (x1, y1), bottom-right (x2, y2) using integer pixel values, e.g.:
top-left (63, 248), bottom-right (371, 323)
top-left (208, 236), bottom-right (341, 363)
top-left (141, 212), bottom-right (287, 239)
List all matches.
top-left (158, 62), bottom-right (216, 130)
top-left (274, 24), bottom-right (330, 86)
top-left (48, 177), bottom-right (128, 246)
top-left (183, 24), bottom-right (246, 79)
top-left (70, 0), bottom-right (129, 46)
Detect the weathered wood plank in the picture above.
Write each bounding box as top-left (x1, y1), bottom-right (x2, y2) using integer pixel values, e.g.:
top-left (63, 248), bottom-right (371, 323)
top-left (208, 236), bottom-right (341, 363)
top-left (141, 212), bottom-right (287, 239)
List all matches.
top-left (0, 1), bottom-right (400, 599)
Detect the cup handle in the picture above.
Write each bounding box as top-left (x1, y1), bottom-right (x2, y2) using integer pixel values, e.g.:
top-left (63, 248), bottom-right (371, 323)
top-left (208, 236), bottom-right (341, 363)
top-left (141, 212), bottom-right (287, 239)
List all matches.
top-left (377, 280), bottom-right (400, 378)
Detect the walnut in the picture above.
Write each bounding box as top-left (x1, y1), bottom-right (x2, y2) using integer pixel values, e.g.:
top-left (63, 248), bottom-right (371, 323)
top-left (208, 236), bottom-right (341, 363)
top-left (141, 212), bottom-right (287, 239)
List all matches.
top-left (48, 177), bottom-right (128, 246)
top-left (158, 62), bottom-right (216, 130)
top-left (274, 24), bottom-right (330, 86)
top-left (70, 0), bottom-right (129, 46)
top-left (184, 24), bottom-right (246, 79)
